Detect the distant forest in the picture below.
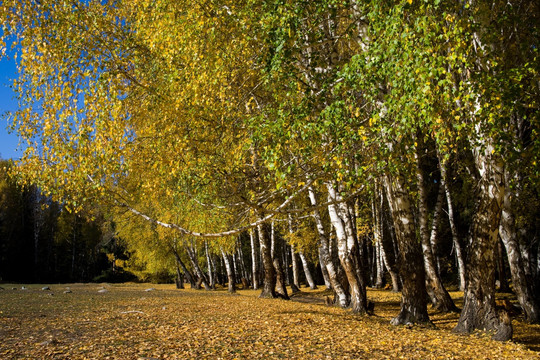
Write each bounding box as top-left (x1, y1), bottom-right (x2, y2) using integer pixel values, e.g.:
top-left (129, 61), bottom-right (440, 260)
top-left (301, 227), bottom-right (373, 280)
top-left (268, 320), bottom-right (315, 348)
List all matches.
top-left (0, 159), bottom-right (131, 283)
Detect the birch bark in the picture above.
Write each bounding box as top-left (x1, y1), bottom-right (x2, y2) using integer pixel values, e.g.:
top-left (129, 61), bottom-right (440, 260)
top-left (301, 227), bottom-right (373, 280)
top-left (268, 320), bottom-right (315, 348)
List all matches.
top-left (499, 170), bottom-right (540, 323)
top-left (454, 144), bottom-right (512, 340)
top-left (258, 222), bottom-right (276, 298)
top-left (384, 174), bottom-right (430, 325)
top-left (327, 183), bottom-right (368, 313)
top-left (308, 187), bottom-right (349, 306)
top-left (416, 145), bottom-right (457, 312)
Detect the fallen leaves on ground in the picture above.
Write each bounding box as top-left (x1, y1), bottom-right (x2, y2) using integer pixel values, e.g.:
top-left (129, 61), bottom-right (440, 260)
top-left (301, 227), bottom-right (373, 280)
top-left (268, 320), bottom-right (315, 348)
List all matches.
top-left (0, 283), bottom-right (538, 359)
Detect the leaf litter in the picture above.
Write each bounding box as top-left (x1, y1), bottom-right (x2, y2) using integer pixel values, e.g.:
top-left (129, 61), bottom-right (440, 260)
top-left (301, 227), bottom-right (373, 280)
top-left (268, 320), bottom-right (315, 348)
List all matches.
top-left (0, 283), bottom-right (538, 359)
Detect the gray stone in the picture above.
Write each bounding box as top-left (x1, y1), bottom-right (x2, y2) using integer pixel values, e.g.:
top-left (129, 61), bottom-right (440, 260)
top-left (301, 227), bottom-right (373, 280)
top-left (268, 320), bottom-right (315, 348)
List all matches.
top-left (38, 339), bottom-right (59, 346)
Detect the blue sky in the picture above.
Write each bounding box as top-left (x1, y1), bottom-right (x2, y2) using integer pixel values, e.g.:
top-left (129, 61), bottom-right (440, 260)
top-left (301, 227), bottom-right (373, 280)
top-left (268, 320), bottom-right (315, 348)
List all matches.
top-left (0, 51), bottom-right (20, 160)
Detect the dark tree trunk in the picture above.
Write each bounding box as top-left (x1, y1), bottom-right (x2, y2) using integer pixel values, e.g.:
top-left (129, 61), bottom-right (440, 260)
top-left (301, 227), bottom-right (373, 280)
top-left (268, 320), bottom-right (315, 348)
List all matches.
top-left (236, 237), bottom-right (250, 287)
top-left (499, 171), bottom-right (540, 323)
top-left (439, 151), bottom-right (466, 291)
top-left (213, 253), bottom-right (224, 286)
top-left (219, 256), bottom-right (227, 286)
top-left (271, 222), bottom-right (289, 299)
top-left (537, 242), bottom-right (540, 295)
top-left (237, 250), bottom-right (248, 288)
top-left (495, 239), bottom-right (510, 292)
top-left (173, 249), bottom-right (196, 289)
top-left (416, 149), bottom-right (458, 313)
top-left (382, 195), bottom-right (402, 285)
top-left (290, 244), bottom-right (301, 293)
top-left (378, 188), bottom-right (401, 292)
top-left (273, 256), bottom-right (289, 299)
top-left (454, 149), bottom-right (512, 341)
top-left (185, 241), bottom-right (211, 290)
top-left (366, 237), bottom-right (375, 286)
top-left (428, 186), bottom-right (458, 312)
top-left (258, 222), bottom-right (276, 298)
top-left (384, 174), bottom-right (430, 325)
top-left (175, 265), bottom-right (184, 289)
top-left (283, 243), bottom-right (290, 286)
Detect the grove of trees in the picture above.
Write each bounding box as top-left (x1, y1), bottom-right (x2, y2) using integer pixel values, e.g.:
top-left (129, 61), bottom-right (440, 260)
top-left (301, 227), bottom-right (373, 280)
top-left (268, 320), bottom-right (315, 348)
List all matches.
top-left (0, 159), bottom-right (130, 283)
top-left (1, 0), bottom-right (539, 342)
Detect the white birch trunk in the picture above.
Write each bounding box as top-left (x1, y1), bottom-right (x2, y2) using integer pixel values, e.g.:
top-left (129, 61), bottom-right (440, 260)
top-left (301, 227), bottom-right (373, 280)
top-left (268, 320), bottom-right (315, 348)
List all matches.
top-left (299, 252), bottom-right (317, 289)
top-left (327, 183), bottom-right (368, 313)
top-left (250, 228), bottom-right (259, 290)
top-left (308, 187), bottom-right (349, 306)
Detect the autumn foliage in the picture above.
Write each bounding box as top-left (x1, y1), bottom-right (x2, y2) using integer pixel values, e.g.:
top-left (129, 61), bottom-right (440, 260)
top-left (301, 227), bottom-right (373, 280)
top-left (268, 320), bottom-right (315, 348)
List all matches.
top-left (1, 284), bottom-right (539, 359)
top-left (1, 0), bottom-right (539, 348)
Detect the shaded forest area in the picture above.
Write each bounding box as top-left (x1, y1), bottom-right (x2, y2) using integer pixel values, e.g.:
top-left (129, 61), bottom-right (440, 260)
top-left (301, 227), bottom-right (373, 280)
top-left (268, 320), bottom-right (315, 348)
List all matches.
top-left (0, 160), bottom-right (131, 283)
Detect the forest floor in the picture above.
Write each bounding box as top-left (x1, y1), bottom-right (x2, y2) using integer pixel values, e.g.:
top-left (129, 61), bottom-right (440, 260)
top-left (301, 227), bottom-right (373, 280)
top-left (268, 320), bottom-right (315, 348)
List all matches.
top-left (0, 283), bottom-right (539, 359)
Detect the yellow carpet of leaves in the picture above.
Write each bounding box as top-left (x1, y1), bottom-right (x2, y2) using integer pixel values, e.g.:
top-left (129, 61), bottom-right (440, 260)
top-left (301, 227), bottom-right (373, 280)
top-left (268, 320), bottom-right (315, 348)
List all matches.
top-left (0, 283), bottom-right (539, 359)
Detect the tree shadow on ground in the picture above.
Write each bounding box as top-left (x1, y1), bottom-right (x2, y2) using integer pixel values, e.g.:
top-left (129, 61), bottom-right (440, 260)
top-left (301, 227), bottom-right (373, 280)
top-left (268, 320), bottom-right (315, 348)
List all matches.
top-left (288, 287), bottom-right (540, 352)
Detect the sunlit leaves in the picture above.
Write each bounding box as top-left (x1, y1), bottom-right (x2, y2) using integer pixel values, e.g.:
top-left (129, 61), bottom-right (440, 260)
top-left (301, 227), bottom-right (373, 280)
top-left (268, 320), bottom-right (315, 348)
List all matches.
top-left (0, 0), bottom-right (265, 238)
top-left (1, 0), bottom-right (538, 241)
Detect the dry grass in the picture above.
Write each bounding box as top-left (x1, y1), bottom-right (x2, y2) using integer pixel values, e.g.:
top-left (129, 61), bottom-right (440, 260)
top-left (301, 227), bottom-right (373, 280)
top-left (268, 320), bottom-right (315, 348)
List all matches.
top-left (0, 283), bottom-right (538, 359)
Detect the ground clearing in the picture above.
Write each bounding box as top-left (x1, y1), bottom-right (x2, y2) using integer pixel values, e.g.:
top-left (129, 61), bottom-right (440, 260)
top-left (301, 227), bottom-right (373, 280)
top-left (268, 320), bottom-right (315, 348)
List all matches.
top-left (0, 283), bottom-right (538, 359)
